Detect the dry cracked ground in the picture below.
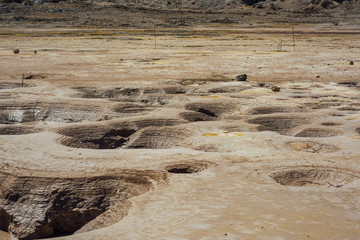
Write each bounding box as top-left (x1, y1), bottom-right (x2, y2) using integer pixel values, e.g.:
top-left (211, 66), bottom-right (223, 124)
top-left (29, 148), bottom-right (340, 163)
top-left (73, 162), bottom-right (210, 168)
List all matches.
top-left (0, 22), bottom-right (360, 239)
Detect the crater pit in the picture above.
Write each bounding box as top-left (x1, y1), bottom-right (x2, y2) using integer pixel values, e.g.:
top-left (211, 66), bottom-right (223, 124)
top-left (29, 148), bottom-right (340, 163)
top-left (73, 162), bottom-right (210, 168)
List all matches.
top-left (166, 161), bottom-right (212, 174)
top-left (0, 171), bottom-right (166, 240)
top-left (271, 168), bottom-right (359, 188)
top-left (247, 116), bottom-right (309, 135)
top-left (295, 128), bottom-right (343, 138)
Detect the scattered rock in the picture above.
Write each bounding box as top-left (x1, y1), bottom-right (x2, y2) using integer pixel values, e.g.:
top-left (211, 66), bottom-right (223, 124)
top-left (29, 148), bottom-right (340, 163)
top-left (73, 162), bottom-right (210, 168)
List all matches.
top-left (271, 86), bottom-right (281, 92)
top-left (236, 74), bottom-right (247, 81)
top-left (34, 50), bottom-right (37, 54)
top-left (13, 49), bottom-right (20, 54)
top-left (349, 61), bottom-right (354, 65)
top-left (316, 76), bottom-right (320, 78)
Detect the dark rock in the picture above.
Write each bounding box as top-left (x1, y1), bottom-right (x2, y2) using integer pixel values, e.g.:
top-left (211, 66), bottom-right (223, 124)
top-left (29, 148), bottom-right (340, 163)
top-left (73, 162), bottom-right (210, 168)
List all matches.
top-left (349, 61), bottom-right (354, 65)
top-left (320, 0), bottom-right (339, 9)
top-left (13, 49), bottom-right (19, 54)
top-left (34, 50), bottom-right (37, 53)
top-left (236, 74), bottom-right (247, 81)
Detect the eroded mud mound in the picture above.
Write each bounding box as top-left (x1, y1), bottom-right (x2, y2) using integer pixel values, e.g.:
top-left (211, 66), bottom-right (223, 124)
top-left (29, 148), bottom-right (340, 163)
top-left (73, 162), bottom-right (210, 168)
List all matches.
top-left (0, 125), bottom-right (42, 135)
top-left (304, 102), bottom-right (342, 109)
top-left (127, 126), bottom-right (193, 149)
top-left (112, 103), bottom-right (148, 113)
top-left (0, 104), bottom-right (39, 124)
top-left (120, 118), bottom-right (186, 129)
top-left (337, 106), bottom-right (360, 111)
top-left (163, 86), bottom-right (187, 94)
top-left (208, 86), bottom-right (248, 93)
top-left (0, 170), bottom-right (166, 240)
top-left (247, 116), bottom-right (309, 135)
top-left (295, 128), bottom-right (342, 138)
top-left (166, 161), bottom-right (213, 174)
top-left (59, 118), bottom-right (187, 149)
top-left (0, 103), bottom-right (116, 124)
top-left (248, 106), bottom-right (295, 115)
top-left (74, 87), bottom-right (141, 99)
top-left (271, 168), bottom-right (359, 188)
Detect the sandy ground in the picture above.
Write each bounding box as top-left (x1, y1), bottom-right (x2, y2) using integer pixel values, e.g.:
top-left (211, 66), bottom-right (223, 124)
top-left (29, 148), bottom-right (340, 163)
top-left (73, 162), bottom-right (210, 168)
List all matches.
top-left (0, 22), bottom-right (360, 239)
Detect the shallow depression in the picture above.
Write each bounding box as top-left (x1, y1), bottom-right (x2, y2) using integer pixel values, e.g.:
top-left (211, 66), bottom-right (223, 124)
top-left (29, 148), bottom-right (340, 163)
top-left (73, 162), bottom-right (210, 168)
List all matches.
top-left (271, 168), bottom-right (360, 188)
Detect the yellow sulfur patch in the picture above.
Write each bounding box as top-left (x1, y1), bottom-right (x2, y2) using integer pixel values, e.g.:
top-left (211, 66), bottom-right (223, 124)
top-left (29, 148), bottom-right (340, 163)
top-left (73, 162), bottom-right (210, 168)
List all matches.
top-left (202, 132), bottom-right (244, 137)
top-left (199, 96), bottom-right (220, 99)
top-left (202, 133), bottom-right (219, 137)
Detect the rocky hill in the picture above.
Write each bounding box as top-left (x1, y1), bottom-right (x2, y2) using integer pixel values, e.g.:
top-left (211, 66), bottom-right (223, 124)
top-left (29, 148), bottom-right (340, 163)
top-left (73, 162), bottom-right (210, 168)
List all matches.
top-left (0, 0), bottom-right (359, 28)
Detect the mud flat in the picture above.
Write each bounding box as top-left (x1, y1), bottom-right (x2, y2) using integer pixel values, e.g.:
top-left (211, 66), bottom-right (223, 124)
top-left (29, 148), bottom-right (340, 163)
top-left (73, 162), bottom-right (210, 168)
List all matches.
top-left (0, 24), bottom-right (360, 239)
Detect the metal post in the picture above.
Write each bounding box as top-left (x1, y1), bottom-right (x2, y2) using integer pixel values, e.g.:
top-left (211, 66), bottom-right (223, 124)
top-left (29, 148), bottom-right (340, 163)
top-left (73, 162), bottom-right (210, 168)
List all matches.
top-left (292, 23), bottom-right (296, 52)
top-left (154, 23), bottom-right (157, 50)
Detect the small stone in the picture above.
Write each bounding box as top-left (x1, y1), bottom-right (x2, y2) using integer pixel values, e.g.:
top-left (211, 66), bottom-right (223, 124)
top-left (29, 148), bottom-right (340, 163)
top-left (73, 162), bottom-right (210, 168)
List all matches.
top-left (349, 61), bottom-right (354, 65)
top-left (34, 50), bottom-right (37, 54)
top-left (13, 49), bottom-right (20, 54)
top-left (271, 86), bottom-right (281, 92)
top-left (316, 76), bottom-right (320, 78)
top-left (236, 74), bottom-right (247, 81)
